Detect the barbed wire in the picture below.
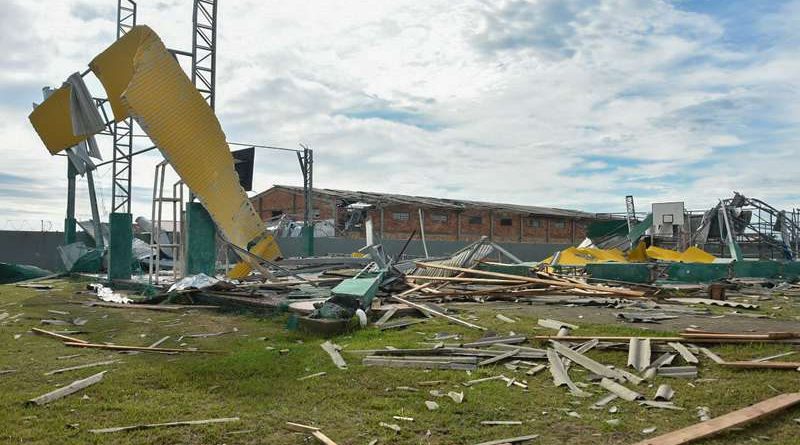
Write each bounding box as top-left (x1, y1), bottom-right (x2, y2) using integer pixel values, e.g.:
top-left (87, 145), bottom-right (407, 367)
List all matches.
top-left (1, 220), bottom-right (57, 231)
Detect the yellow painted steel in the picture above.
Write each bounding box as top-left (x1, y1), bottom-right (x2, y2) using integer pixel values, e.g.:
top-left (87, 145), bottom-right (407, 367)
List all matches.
top-left (544, 247), bottom-right (628, 266)
top-left (646, 246), bottom-right (716, 263)
top-left (28, 86), bottom-right (84, 154)
top-left (627, 240), bottom-right (648, 262)
top-left (228, 234), bottom-right (282, 279)
top-left (89, 26), bottom-right (148, 121)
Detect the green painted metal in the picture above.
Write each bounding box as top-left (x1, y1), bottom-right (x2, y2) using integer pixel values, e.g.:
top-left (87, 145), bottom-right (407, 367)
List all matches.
top-left (331, 272), bottom-right (384, 309)
top-left (70, 249), bottom-right (103, 273)
top-left (304, 224), bottom-right (315, 256)
top-left (627, 213), bottom-right (652, 244)
top-left (185, 202), bottom-right (217, 276)
top-left (108, 212), bottom-right (133, 280)
top-left (782, 262), bottom-right (800, 280)
top-left (65, 162), bottom-right (77, 245)
top-left (476, 262), bottom-right (533, 277)
top-left (587, 219), bottom-right (628, 239)
top-left (734, 261), bottom-right (781, 279)
top-left (586, 263), bottom-right (652, 284)
top-left (0, 263), bottom-right (52, 284)
top-left (664, 263), bottom-right (729, 283)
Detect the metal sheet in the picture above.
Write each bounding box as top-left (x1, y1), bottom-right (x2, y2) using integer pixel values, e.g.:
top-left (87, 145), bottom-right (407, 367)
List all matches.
top-left (94, 25), bottom-right (265, 249)
top-left (28, 86), bottom-right (85, 154)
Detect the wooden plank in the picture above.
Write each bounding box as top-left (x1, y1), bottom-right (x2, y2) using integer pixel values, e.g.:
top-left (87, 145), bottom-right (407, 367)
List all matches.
top-left (390, 295), bottom-right (486, 331)
top-left (473, 434), bottom-right (540, 445)
top-left (31, 327), bottom-right (88, 344)
top-left (414, 262), bottom-right (646, 298)
top-left (285, 422), bottom-right (320, 433)
top-left (44, 359), bottom-right (120, 376)
top-left (311, 431), bottom-right (339, 445)
top-left (632, 392), bottom-right (800, 445)
top-left (405, 275), bottom-right (527, 284)
top-left (62, 342), bottom-right (220, 353)
top-left (397, 281), bottom-right (433, 297)
top-left (27, 371), bottom-right (106, 405)
top-left (374, 307), bottom-right (397, 327)
top-left (363, 357), bottom-right (476, 370)
top-left (320, 341), bottom-right (347, 369)
top-left (90, 417), bottom-right (239, 434)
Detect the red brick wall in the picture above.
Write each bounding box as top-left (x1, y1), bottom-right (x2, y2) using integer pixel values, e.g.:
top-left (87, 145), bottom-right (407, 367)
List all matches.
top-left (252, 187), bottom-right (590, 245)
top-left (251, 188), bottom-right (336, 222)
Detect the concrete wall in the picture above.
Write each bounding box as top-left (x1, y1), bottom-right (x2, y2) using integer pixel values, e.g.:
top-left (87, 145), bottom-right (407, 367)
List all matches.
top-left (0, 230), bottom-right (91, 271)
top-left (276, 237), bottom-right (568, 262)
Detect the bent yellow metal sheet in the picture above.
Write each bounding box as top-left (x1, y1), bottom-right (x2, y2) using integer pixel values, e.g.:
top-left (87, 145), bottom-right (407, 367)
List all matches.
top-left (228, 234), bottom-right (282, 279)
top-left (116, 26), bottom-right (264, 248)
top-left (89, 26), bottom-right (148, 122)
top-left (28, 86), bottom-right (84, 154)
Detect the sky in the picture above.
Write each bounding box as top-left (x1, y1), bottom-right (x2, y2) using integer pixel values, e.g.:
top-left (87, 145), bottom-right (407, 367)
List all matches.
top-left (1, 0), bottom-right (798, 231)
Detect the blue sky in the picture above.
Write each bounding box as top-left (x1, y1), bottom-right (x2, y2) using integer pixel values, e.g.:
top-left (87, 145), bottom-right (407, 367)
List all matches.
top-left (0, 0), bottom-right (798, 230)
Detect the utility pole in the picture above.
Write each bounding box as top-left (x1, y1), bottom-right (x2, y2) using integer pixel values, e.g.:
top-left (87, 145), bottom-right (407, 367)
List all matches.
top-left (298, 145), bottom-right (314, 256)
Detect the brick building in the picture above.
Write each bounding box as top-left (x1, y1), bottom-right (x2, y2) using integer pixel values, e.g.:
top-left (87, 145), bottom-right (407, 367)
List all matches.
top-left (250, 185), bottom-right (598, 245)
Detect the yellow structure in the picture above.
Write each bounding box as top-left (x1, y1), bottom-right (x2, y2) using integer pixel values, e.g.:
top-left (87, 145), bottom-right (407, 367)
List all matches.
top-left (28, 86), bottom-right (85, 154)
top-left (645, 246), bottom-right (716, 264)
top-left (29, 25), bottom-right (281, 278)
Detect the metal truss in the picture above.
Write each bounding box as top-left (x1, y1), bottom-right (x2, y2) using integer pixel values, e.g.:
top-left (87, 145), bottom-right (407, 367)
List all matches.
top-left (192, 0), bottom-right (218, 109)
top-left (111, 0), bottom-right (137, 213)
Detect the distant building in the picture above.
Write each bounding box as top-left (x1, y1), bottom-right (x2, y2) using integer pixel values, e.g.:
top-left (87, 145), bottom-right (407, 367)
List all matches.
top-left (250, 185), bottom-right (599, 245)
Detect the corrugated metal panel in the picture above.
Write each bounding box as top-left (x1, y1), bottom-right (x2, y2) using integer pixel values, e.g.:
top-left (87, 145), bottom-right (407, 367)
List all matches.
top-left (89, 26), bottom-right (147, 121)
top-left (90, 25), bottom-right (264, 249)
top-left (410, 239), bottom-right (494, 278)
top-left (28, 86), bottom-right (84, 154)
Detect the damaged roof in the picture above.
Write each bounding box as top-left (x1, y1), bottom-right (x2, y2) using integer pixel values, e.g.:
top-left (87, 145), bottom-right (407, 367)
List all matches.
top-left (255, 185), bottom-right (597, 219)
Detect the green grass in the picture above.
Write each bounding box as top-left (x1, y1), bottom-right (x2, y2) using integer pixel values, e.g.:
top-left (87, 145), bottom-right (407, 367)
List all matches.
top-left (1, 279), bottom-right (799, 444)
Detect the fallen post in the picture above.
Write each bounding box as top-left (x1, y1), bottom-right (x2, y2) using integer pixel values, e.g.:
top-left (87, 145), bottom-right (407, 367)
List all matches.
top-left (44, 359), bottom-right (120, 376)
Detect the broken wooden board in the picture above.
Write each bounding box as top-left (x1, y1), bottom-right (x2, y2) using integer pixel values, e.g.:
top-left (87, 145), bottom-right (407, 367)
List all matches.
top-left (632, 392), bottom-right (800, 445)
top-left (473, 434), bottom-right (540, 445)
top-left (320, 341), bottom-right (347, 369)
top-left (90, 417), bottom-right (239, 434)
top-left (28, 371), bottom-right (106, 405)
top-left (62, 342), bottom-right (219, 353)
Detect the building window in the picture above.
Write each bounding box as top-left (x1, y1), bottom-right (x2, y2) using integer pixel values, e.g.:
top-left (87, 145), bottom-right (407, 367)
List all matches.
top-left (271, 210), bottom-right (283, 217)
top-left (552, 220), bottom-right (566, 229)
top-left (430, 213), bottom-right (448, 223)
top-left (500, 217), bottom-right (513, 226)
top-left (662, 214), bottom-right (674, 224)
top-left (313, 209), bottom-right (321, 219)
top-left (527, 217), bottom-right (542, 228)
top-left (468, 216), bottom-right (482, 225)
top-left (392, 212), bottom-right (409, 221)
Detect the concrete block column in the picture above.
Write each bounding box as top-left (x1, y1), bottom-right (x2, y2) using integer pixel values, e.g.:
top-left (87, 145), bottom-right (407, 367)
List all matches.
top-left (185, 202), bottom-right (217, 276)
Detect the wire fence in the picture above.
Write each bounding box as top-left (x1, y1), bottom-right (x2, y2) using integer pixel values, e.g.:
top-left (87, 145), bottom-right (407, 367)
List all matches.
top-left (1, 220), bottom-right (58, 232)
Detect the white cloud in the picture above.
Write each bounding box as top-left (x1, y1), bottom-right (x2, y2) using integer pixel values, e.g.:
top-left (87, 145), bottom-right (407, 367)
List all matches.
top-left (0, 0), bottom-right (798, 231)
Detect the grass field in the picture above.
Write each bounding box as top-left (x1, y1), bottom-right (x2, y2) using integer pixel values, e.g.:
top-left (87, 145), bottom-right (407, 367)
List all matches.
top-left (1, 278), bottom-right (799, 444)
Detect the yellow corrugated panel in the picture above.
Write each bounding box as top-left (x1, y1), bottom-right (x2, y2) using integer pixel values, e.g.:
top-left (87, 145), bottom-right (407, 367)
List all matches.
top-left (646, 246), bottom-right (715, 263)
top-left (89, 26), bottom-right (147, 121)
top-left (28, 86), bottom-right (84, 154)
top-left (228, 234), bottom-right (282, 279)
top-left (110, 25), bottom-right (264, 249)
top-left (627, 240), bottom-right (648, 262)
top-left (547, 247), bottom-right (629, 266)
